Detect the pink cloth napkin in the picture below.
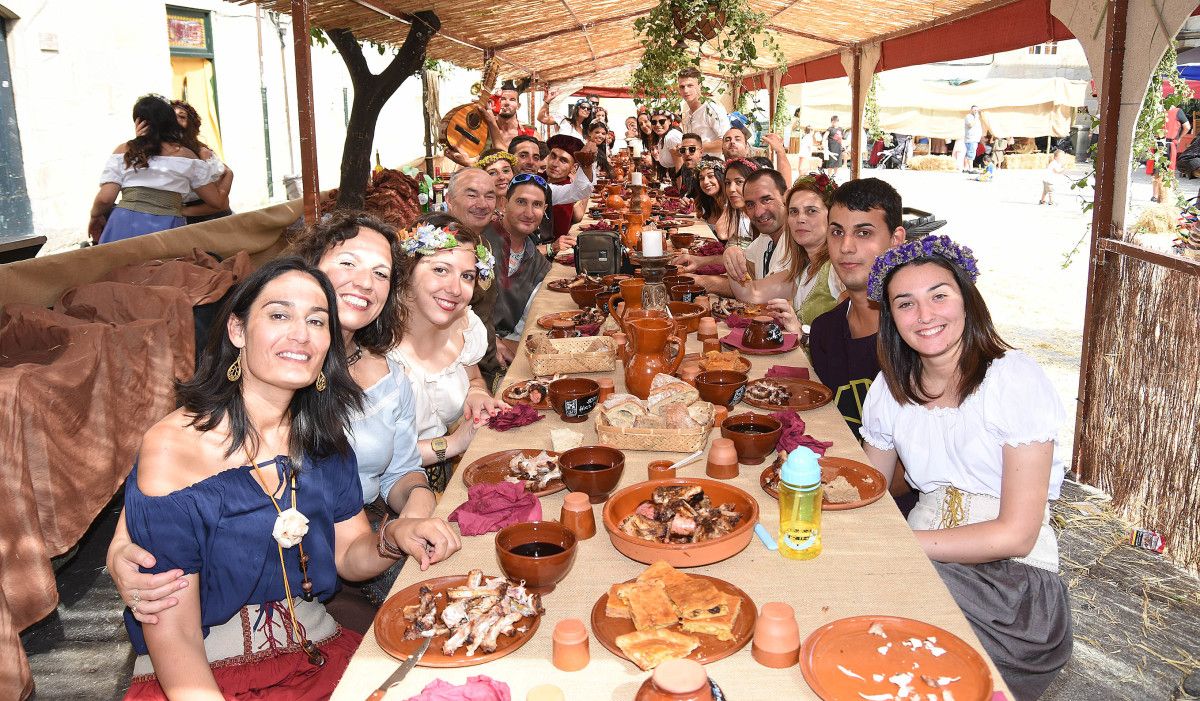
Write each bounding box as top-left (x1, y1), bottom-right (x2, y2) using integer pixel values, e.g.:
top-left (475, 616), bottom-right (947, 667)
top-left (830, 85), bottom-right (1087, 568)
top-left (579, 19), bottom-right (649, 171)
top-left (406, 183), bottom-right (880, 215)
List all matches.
top-left (694, 263), bottom-right (727, 275)
top-left (449, 482), bottom-right (543, 536)
top-left (766, 365), bottom-right (810, 380)
top-left (403, 675), bottom-right (512, 701)
top-left (576, 323), bottom-right (601, 336)
top-left (487, 403), bottom-right (544, 431)
top-left (556, 254), bottom-right (575, 266)
top-left (771, 410), bottom-right (833, 456)
top-left (723, 313), bottom-right (752, 328)
top-left (692, 240), bottom-right (725, 257)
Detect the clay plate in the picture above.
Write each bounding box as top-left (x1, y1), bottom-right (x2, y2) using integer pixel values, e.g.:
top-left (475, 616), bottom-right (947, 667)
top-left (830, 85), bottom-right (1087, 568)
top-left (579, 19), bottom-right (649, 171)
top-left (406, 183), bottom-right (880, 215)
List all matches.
top-left (462, 448), bottom-right (564, 498)
top-left (759, 456), bottom-right (888, 510)
top-left (501, 381), bottom-right (552, 410)
top-left (546, 279), bottom-right (576, 293)
top-left (590, 574), bottom-right (757, 668)
top-left (742, 378), bottom-right (833, 411)
top-left (800, 616), bottom-right (992, 701)
top-left (719, 328), bottom-right (800, 355)
top-left (537, 310), bottom-right (598, 330)
top-left (708, 301), bottom-right (765, 321)
top-left (601, 478), bottom-right (759, 567)
top-left (682, 352), bottom-right (752, 376)
top-left (375, 574), bottom-right (542, 667)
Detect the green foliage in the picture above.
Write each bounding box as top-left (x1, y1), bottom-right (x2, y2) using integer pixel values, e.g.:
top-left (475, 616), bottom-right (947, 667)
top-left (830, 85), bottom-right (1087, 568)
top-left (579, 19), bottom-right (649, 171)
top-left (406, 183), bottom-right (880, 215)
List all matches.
top-left (1134, 42), bottom-right (1192, 197)
top-left (771, 75), bottom-right (789, 135)
top-left (631, 0), bottom-right (784, 105)
top-left (864, 75), bottom-right (885, 143)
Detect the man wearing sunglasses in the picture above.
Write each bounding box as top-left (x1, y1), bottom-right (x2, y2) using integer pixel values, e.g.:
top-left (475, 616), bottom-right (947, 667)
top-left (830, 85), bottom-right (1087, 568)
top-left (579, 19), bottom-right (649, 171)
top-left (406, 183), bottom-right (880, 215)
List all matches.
top-left (673, 133), bottom-right (705, 194)
top-left (678, 67), bottom-right (730, 157)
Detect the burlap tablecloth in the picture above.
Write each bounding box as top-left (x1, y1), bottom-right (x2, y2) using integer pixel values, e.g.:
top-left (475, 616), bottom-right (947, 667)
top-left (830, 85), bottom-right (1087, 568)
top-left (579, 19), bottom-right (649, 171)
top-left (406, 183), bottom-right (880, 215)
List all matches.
top-left (332, 221), bottom-right (1010, 700)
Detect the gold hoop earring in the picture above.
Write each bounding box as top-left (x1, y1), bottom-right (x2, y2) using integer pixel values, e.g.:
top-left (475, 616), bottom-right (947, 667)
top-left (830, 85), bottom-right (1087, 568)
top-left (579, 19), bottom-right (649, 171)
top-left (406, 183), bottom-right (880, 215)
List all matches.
top-left (315, 371), bottom-right (327, 392)
top-left (226, 351), bottom-right (243, 382)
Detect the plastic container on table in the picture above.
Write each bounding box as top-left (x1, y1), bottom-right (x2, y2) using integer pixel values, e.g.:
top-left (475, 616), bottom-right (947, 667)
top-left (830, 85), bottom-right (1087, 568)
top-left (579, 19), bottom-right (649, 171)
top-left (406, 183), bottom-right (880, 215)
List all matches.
top-left (778, 447), bottom-right (823, 560)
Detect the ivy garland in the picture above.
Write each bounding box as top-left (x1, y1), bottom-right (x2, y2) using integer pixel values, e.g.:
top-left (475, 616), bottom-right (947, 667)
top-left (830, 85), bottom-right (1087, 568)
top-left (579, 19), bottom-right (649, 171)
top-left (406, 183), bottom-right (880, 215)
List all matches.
top-left (1134, 42), bottom-right (1193, 197)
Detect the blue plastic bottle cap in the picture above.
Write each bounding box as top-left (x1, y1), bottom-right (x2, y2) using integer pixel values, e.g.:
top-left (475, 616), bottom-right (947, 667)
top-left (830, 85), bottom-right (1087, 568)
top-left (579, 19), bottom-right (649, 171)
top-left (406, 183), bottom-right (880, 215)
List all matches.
top-left (780, 446), bottom-right (821, 486)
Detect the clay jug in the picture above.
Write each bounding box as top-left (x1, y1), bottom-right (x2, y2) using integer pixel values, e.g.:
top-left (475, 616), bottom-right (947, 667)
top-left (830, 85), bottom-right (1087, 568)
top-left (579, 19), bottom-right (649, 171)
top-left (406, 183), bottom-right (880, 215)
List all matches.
top-left (623, 212), bottom-right (644, 250)
top-left (624, 317), bottom-right (685, 399)
top-left (606, 189), bottom-right (627, 212)
top-left (609, 278), bottom-right (645, 329)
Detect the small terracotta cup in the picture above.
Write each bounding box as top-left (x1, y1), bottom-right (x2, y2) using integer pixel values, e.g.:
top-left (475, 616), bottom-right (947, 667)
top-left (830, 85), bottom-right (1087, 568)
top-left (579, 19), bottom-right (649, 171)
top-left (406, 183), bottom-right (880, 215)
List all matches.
top-left (597, 377), bottom-right (615, 403)
top-left (702, 338), bottom-right (722, 355)
top-left (706, 438), bottom-right (739, 479)
top-left (743, 315), bottom-right (784, 349)
top-left (697, 316), bottom-right (718, 341)
top-left (647, 459), bottom-right (677, 481)
top-left (611, 332), bottom-right (629, 359)
top-left (752, 602), bottom-right (801, 668)
top-left (713, 405), bottom-right (729, 428)
top-left (553, 618), bottom-right (591, 671)
top-left (560, 492), bottom-right (597, 540)
top-left (679, 366), bottom-right (700, 386)
top-left (670, 232), bottom-right (696, 250)
top-left (548, 378), bottom-right (601, 423)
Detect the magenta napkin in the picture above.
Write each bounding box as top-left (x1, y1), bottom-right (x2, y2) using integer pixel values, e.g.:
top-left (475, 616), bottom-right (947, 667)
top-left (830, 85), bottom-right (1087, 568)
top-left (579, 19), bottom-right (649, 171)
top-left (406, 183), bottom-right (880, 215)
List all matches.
top-left (692, 240), bottom-right (725, 257)
top-left (449, 482), bottom-right (543, 536)
top-left (766, 365), bottom-right (811, 380)
top-left (771, 410), bottom-right (833, 456)
top-left (487, 403), bottom-right (544, 431)
top-left (723, 313), bottom-right (752, 329)
top-left (694, 263), bottom-right (727, 275)
top-left (403, 675), bottom-right (512, 701)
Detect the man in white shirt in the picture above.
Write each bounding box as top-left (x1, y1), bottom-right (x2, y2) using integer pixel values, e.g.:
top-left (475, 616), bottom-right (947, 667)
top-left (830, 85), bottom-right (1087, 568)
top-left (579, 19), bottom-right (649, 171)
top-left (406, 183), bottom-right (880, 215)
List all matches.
top-left (963, 105), bottom-right (983, 171)
top-left (723, 169), bottom-right (791, 289)
top-left (677, 67), bottom-right (731, 156)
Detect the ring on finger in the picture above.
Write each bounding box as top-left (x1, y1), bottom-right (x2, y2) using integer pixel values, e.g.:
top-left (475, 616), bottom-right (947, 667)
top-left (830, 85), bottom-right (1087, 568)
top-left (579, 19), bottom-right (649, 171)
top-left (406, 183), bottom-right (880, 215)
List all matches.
top-left (131, 588), bottom-right (142, 607)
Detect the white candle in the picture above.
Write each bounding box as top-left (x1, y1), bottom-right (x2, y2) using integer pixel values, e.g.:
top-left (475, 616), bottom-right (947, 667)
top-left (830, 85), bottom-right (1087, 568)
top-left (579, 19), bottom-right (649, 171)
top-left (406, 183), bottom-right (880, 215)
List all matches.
top-left (642, 229), bottom-right (663, 257)
top-left (631, 172), bottom-right (643, 186)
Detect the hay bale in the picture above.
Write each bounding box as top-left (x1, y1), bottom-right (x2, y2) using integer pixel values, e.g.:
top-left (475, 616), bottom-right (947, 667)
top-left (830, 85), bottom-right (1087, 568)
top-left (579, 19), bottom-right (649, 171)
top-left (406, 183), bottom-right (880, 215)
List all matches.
top-left (1131, 203), bottom-right (1182, 235)
top-left (907, 155), bottom-right (956, 171)
top-left (1003, 153), bottom-right (1052, 170)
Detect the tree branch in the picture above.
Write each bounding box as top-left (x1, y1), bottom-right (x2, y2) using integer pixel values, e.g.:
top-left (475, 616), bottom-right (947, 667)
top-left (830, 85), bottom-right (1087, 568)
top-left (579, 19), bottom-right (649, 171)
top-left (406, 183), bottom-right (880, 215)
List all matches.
top-left (377, 11), bottom-right (441, 91)
top-left (327, 28), bottom-right (371, 86)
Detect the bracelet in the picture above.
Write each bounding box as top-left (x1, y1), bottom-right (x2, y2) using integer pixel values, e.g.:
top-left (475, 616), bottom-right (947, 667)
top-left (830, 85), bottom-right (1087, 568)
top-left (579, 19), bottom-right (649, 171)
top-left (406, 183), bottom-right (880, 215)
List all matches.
top-left (376, 515), bottom-right (405, 559)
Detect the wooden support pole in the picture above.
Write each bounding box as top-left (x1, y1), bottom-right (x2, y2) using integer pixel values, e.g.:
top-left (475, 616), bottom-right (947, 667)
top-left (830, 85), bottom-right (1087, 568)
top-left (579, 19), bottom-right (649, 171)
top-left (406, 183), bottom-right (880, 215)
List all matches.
top-left (291, 0), bottom-right (319, 223)
top-left (1073, 0), bottom-right (1128, 482)
top-left (421, 68), bottom-right (435, 178)
top-left (850, 47), bottom-right (863, 180)
top-left (767, 72), bottom-right (777, 128)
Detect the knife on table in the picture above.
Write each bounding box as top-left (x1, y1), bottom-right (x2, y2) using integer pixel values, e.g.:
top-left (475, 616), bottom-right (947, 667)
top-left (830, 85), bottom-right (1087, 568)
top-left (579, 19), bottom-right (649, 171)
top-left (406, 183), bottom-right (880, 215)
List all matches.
top-left (366, 635), bottom-right (433, 701)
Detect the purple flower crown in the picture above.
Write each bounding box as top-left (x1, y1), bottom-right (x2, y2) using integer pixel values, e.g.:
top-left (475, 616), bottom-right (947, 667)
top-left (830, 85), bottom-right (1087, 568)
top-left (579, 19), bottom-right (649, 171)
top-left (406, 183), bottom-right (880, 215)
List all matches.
top-left (867, 234), bottom-right (980, 302)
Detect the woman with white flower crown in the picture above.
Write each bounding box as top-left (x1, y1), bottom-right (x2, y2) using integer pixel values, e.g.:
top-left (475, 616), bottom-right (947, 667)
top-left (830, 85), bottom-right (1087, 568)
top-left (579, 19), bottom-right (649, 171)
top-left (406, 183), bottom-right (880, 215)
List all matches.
top-left (388, 212), bottom-right (507, 492)
top-left (120, 257), bottom-right (422, 700)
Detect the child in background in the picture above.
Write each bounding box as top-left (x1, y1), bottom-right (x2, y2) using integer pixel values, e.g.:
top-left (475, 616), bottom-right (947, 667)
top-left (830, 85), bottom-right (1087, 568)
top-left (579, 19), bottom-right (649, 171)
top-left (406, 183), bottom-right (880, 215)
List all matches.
top-left (1040, 150), bottom-right (1066, 205)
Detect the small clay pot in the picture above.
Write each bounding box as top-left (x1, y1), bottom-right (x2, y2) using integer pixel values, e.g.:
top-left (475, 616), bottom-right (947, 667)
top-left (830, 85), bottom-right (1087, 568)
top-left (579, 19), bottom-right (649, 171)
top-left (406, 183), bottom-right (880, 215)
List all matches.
top-left (548, 378), bottom-right (601, 424)
top-left (597, 377), bottom-right (615, 403)
top-left (751, 602), bottom-right (800, 668)
top-left (679, 366), bottom-right (700, 386)
top-left (559, 445), bottom-right (626, 503)
top-left (697, 317), bottom-right (718, 341)
top-left (706, 438), bottom-right (739, 479)
top-left (702, 338), bottom-right (722, 355)
top-left (670, 232), bottom-right (696, 250)
top-left (743, 315), bottom-right (784, 349)
top-left (560, 491), bottom-right (597, 540)
top-left (720, 413), bottom-right (782, 465)
top-left (713, 405), bottom-right (729, 428)
top-left (647, 459), bottom-right (677, 481)
top-left (694, 370), bottom-right (748, 409)
top-left (495, 521), bottom-right (578, 594)
top-left (552, 618), bottom-right (590, 671)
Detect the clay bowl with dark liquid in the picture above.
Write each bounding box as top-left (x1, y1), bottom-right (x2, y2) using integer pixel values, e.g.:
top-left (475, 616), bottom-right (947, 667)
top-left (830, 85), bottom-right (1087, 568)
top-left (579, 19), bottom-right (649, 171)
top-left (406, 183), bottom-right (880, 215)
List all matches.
top-left (569, 282), bottom-right (607, 309)
top-left (669, 284), bottom-right (707, 304)
top-left (548, 378), bottom-right (601, 424)
top-left (670, 232), bottom-right (696, 250)
top-left (667, 301), bottom-right (705, 337)
top-left (663, 275), bottom-right (696, 290)
top-left (558, 445), bottom-right (626, 503)
top-left (495, 520), bottom-right (578, 594)
top-left (720, 412), bottom-right (782, 465)
top-left (695, 370), bottom-right (749, 409)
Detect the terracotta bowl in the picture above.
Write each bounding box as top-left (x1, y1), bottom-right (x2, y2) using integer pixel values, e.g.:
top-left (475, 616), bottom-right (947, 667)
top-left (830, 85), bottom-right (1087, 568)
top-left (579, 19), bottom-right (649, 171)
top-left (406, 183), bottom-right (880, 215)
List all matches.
top-left (601, 477), bottom-right (759, 567)
top-left (548, 378), bottom-right (601, 424)
top-left (569, 282), bottom-right (606, 309)
top-left (670, 232), bottom-right (695, 250)
top-left (495, 520), bottom-right (578, 594)
top-left (667, 301), bottom-right (705, 336)
top-left (695, 370), bottom-right (749, 409)
top-left (602, 273), bottom-right (632, 290)
top-left (669, 284), bottom-right (707, 304)
top-left (663, 275), bottom-right (696, 290)
top-left (720, 412), bottom-right (782, 465)
top-left (558, 445), bottom-right (626, 503)
top-left (594, 292), bottom-right (614, 317)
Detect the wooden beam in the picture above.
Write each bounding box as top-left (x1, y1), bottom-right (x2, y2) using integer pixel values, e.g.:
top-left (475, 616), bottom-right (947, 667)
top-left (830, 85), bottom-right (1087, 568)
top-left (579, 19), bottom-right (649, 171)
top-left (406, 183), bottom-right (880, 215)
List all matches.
top-left (850, 47), bottom-right (862, 180)
top-left (292, 0), bottom-right (319, 223)
top-left (493, 8), bottom-right (654, 51)
top-left (769, 25), bottom-right (852, 48)
top-left (1098, 238), bottom-right (1200, 276)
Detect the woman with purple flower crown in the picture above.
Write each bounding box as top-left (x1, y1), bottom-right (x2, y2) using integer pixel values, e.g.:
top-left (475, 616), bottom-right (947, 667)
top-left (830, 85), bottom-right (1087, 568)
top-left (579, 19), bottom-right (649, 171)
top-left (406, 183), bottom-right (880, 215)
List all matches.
top-left (859, 235), bottom-right (1072, 701)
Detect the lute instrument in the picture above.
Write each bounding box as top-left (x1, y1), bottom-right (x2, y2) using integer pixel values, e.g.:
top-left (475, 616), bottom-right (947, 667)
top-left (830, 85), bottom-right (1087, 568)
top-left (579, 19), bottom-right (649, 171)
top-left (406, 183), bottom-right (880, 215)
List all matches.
top-left (438, 60), bottom-right (499, 160)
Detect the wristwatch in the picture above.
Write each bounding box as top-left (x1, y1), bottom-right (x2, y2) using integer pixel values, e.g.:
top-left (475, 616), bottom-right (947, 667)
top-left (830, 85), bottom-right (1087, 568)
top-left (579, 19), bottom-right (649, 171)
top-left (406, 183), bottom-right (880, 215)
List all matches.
top-left (431, 436), bottom-right (448, 463)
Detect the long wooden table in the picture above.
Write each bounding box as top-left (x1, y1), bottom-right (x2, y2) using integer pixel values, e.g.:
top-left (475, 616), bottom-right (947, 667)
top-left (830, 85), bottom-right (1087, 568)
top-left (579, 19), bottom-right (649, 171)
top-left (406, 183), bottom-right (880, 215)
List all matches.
top-left (332, 222), bottom-right (1010, 700)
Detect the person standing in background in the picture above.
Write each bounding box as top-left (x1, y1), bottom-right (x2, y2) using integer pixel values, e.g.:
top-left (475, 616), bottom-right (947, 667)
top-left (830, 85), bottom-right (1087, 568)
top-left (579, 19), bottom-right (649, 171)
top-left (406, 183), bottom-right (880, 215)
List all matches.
top-left (171, 101), bottom-right (234, 225)
top-left (963, 105), bottom-right (983, 171)
top-left (677, 67), bottom-right (731, 157)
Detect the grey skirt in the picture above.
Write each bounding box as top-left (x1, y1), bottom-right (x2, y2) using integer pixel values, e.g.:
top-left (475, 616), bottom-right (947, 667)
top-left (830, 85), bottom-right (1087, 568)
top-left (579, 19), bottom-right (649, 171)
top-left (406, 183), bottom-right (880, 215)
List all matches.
top-left (934, 559), bottom-right (1072, 701)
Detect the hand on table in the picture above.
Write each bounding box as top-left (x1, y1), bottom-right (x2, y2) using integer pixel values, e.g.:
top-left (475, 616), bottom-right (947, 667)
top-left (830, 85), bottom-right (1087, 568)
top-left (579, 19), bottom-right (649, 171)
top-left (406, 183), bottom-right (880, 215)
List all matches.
top-left (465, 388), bottom-right (509, 426)
top-left (386, 517), bottom-right (462, 571)
top-left (765, 298), bottom-right (802, 333)
top-left (109, 542), bottom-right (187, 624)
top-left (552, 234), bottom-right (577, 254)
top-left (723, 246), bottom-right (749, 283)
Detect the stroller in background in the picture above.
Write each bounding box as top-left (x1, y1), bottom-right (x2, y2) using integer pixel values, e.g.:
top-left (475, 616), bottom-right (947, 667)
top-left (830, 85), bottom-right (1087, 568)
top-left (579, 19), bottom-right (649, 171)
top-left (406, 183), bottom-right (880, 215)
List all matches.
top-left (874, 134), bottom-right (912, 169)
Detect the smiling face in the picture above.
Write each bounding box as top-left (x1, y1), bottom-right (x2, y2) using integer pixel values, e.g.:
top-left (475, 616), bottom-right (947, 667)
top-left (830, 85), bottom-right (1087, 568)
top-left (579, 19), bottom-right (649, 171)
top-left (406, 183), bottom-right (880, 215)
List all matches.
top-left (742, 177), bottom-right (785, 238)
top-left (512, 141), bottom-right (542, 174)
top-left (887, 262), bottom-right (966, 364)
top-left (588, 125), bottom-right (608, 148)
top-left (828, 204), bottom-right (904, 292)
top-left (485, 160), bottom-right (514, 197)
top-left (573, 102), bottom-right (592, 124)
top-left (446, 170), bottom-right (497, 233)
top-left (724, 170), bottom-right (747, 209)
top-left (787, 190), bottom-right (828, 250)
top-left (698, 168), bottom-right (722, 196)
top-left (545, 147), bottom-right (575, 181)
top-left (229, 271), bottom-right (331, 392)
top-left (409, 246), bottom-right (479, 327)
top-left (316, 227), bottom-right (393, 336)
top-left (722, 129), bottom-right (749, 159)
top-left (638, 113), bottom-right (652, 135)
top-left (504, 182), bottom-right (547, 239)
top-left (499, 90), bottom-right (520, 118)
top-left (651, 115), bottom-right (671, 135)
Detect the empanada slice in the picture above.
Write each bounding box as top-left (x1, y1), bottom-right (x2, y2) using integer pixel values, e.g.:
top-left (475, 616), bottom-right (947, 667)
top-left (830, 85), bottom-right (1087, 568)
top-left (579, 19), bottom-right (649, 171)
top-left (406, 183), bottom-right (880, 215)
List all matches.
top-left (618, 580), bottom-right (678, 630)
top-left (614, 628), bottom-right (701, 671)
top-left (605, 583), bottom-right (633, 619)
top-left (667, 577), bottom-right (727, 621)
top-left (680, 592), bottom-right (742, 641)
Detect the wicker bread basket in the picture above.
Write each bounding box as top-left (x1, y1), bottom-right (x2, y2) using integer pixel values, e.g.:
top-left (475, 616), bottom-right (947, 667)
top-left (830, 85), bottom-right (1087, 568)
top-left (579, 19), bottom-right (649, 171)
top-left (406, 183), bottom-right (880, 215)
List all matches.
top-left (594, 410), bottom-right (712, 453)
top-left (526, 335), bottom-right (618, 376)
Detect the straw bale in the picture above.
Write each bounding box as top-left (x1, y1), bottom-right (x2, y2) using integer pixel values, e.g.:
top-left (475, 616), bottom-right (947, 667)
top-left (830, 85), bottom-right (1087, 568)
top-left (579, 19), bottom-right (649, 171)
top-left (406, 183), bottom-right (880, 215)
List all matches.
top-left (1003, 153), bottom-right (1052, 169)
top-left (907, 154), bottom-right (956, 171)
top-left (1079, 252), bottom-right (1200, 571)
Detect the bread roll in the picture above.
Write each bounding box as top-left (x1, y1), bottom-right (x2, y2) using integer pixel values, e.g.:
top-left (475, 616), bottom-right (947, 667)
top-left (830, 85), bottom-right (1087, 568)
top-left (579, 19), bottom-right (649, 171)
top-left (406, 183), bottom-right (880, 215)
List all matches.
top-left (686, 401), bottom-right (715, 427)
top-left (663, 403), bottom-right (700, 429)
top-left (605, 397), bottom-right (647, 428)
top-left (603, 393), bottom-right (643, 411)
top-left (634, 414), bottom-right (668, 429)
top-left (647, 381), bottom-right (699, 415)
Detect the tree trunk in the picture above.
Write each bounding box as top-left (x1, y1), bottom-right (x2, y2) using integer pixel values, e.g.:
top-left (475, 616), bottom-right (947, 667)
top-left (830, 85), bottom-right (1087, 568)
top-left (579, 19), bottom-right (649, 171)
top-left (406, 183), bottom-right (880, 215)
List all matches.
top-left (328, 12), bottom-right (441, 210)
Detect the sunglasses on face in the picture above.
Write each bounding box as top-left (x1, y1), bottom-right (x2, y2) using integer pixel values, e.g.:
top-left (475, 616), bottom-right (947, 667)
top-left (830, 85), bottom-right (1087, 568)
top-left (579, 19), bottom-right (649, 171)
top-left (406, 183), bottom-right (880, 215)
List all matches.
top-left (652, 119), bottom-right (669, 126)
top-left (512, 172), bottom-right (548, 187)
top-left (679, 146), bottom-right (699, 154)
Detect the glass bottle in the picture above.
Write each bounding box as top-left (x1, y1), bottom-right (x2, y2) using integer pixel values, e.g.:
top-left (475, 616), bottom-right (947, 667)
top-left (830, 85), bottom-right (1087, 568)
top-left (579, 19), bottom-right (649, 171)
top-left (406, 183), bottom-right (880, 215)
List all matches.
top-left (778, 447), bottom-right (823, 560)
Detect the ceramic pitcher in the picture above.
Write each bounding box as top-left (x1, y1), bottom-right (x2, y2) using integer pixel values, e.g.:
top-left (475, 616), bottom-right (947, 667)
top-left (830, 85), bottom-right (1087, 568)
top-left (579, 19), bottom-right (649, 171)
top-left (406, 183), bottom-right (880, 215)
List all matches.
top-left (623, 317), bottom-right (685, 399)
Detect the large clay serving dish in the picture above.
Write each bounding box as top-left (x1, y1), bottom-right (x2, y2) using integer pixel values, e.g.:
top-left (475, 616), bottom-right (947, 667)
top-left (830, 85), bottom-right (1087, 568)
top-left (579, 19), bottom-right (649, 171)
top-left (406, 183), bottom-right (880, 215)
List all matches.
top-left (742, 377), bottom-right (833, 412)
top-left (495, 520), bottom-right (578, 594)
top-left (601, 477), bottom-right (759, 567)
top-left (694, 370), bottom-right (749, 409)
top-left (462, 448), bottom-right (564, 497)
top-left (558, 445), bottom-right (626, 503)
top-left (720, 412), bottom-right (782, 465)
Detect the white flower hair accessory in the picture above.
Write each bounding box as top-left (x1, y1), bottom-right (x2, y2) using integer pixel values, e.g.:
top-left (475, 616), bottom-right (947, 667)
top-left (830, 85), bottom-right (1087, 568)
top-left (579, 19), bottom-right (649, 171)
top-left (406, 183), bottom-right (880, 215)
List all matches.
top-left (400, 224), bottom-right (495, 290)
top-left (272, 507), bottom-right (310, 548)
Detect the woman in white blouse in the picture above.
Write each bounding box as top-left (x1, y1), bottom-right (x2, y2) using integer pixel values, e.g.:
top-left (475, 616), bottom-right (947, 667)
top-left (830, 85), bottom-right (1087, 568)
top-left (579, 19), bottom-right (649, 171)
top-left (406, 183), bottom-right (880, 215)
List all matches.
top-left (858, 235), bottom-right (1072, 701)
top-left (89, 94), bottom-right (228, 244)
top-left (388, 212), bottom-right (509, 491)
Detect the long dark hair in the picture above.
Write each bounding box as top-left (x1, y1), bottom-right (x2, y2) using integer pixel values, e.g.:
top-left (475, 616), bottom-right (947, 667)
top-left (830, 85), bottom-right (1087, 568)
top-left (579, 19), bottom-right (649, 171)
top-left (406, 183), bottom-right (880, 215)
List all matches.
top-left (176, 257), bottom-right (362, 461)
top-left (720, 159), bottom-right (757, 243)
top-left (171, 100), bottom-right (208, 158)
top-left (124, 94), bottom-right (183, 170)
top-left (587, 121), bottom-right (612, 178)
top-left (783, 179), bottom-right (833, 284)
top-left (286, 210), bottom-right (407, 354)
top-left (695, 158), bottom-right (726, 222)
top-left (877, 258), bottom-right (1011, 405)
top-left (401, 212), bottom-right (485, 330)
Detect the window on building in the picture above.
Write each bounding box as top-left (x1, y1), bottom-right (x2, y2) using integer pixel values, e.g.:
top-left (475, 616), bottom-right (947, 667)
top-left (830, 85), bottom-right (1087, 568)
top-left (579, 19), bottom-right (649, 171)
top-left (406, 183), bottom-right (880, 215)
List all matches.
top-left (1028, 42), bottom-right (1058, 55)
top-left (166, 6), bottom-right (224, 159)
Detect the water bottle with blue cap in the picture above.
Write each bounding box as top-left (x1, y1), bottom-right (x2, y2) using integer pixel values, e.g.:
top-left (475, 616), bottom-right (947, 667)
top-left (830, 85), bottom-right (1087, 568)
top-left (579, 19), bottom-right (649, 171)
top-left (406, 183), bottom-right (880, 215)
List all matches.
top-left (778, 446), bottom-right (823, 560)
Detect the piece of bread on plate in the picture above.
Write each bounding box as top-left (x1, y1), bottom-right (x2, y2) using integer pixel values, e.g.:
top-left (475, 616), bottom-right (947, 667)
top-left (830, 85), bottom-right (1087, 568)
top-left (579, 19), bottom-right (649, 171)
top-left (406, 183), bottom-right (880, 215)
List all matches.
top-left (618, 580), bottom-right (678, 631)
top-left (606, 583), bottom-right (633, 618)
top-left (614, 628), bottom-right (701, 671)
top-left (679, 592), bottom-right (741, 641)
top-left (686, 401), bottom-right (715, 427)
